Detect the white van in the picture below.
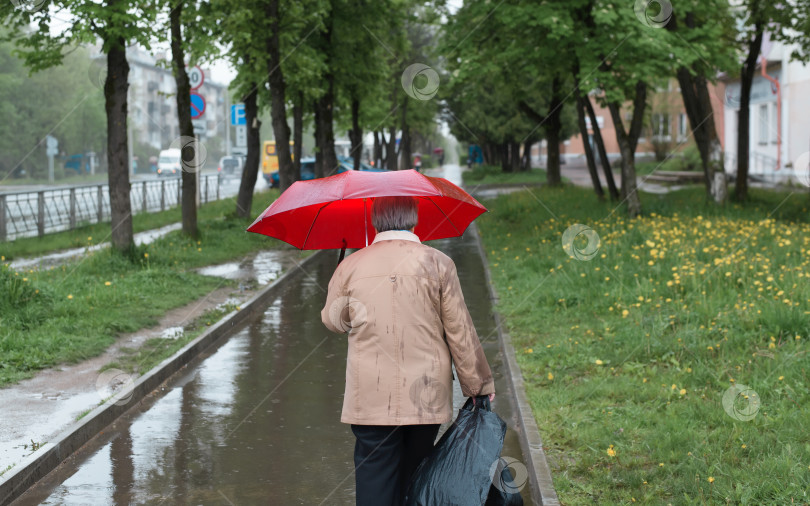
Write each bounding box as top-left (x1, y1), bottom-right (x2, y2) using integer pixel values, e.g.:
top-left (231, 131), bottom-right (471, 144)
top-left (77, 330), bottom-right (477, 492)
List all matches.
top-left (157, 148), bottom-right (182, 177)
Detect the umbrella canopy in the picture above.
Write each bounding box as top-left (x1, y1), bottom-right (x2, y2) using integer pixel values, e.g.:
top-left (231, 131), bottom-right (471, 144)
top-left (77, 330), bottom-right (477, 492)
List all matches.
top-left (247, 169), bottom-right (486, 250)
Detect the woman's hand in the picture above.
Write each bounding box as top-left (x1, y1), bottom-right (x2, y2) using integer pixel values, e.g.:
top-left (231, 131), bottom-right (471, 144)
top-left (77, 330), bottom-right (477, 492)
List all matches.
top-left (488, 393), bottom-right (495, 402)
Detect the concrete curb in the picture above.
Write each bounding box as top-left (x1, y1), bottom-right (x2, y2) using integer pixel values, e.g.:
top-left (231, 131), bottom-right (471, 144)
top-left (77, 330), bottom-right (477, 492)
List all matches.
top-left (0, 249), bottom-right (326, 506)
top-left (470, 223), bottom-right (560, 506)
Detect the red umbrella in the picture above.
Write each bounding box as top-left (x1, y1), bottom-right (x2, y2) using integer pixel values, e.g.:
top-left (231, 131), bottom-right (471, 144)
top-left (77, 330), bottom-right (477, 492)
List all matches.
top-left (246, 169), bottom-right (486, 250)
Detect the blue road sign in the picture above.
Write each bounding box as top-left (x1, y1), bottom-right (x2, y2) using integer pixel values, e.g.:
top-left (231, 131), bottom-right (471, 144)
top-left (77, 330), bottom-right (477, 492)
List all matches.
top-left (190, 92), bottom-right (206, 119)
top-left (231, 103), bottom-right (246, 125)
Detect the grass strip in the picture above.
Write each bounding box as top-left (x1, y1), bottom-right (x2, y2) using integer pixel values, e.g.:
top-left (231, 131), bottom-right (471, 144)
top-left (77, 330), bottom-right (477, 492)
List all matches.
top-left (477, 185), bottom-right (809, 504)
top-left (0, 191), bottom-right (290, 387)
top-left (462, 164), bottom-right (548, 185)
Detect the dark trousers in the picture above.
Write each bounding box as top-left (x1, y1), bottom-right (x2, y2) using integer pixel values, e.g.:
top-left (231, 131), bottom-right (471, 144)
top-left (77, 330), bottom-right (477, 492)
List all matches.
top-left (351, 423), bottom-right (441, 506)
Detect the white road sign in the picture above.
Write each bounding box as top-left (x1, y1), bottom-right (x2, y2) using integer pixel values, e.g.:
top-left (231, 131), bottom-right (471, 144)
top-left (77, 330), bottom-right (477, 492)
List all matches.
top-left (235, 125), bottom-right (247, 147)
top-left (188, 66), bottom-right (204, 90)
top-left (192, 119), bottom-right (206, 136)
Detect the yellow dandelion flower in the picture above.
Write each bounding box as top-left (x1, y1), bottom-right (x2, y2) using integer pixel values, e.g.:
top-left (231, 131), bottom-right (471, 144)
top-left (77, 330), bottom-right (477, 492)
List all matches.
top-left (778, 376), bottom-right (784, 381)
top-left (526, 348), bottom-right (533, 353)
top-left (679, 389), bottom-right (686, 395)
top-left (659, 463), bottom-right (664, 467)
top-left (741, 444), bottom-right (746, 449)
top-left (606, 448), bottom-right (616, 457)
top-left (547, 372), bottom-right (554, 380)
top-left (595, 359), bottom-right (604, 365)
top-left (87, 236), bottom-right (92, 241)
top-left (105, 281), bottom-right (112, 286)
top-left (707, 476), bottom-right (715, 483)
top-left (67, 294), bottom-right (73, 299)
top-left (144, 253), bottom-right (149, 258)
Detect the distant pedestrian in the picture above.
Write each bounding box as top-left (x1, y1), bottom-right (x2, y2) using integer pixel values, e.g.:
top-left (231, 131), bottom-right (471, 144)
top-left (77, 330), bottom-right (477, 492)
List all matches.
top-left (321, 196), bottom-right (495, 506)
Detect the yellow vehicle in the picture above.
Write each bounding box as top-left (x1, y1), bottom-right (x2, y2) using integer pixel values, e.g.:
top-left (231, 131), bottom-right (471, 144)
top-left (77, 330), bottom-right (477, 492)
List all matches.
top-left (261, 140), bottom-right (294, 186)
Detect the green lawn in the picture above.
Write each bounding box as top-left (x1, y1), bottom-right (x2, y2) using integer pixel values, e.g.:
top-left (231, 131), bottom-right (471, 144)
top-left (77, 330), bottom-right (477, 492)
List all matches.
top-left (0, 190), bottom-right (279, 261)
top-left (0, 191), bottom-right (291, 386)
top-left (461, 164), bottom-right (548, 185)
top-left (477, 186), bottom-right (810, 504)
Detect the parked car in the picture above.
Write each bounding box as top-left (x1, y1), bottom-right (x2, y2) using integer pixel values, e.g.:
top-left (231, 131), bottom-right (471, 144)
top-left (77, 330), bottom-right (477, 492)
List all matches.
top-left (268, 156), bottom-right (386, 187)
top-left (218, 155), bottom-right (243, 175)
top-left (157, 148), bottom-right (182, 177)
top-left (63, 154), bottom-right (92, 175)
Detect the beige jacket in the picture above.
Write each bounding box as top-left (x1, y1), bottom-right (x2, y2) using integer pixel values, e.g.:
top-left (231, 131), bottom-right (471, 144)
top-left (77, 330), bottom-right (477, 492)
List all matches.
top-left (321, 230), bottom-right (495, 425)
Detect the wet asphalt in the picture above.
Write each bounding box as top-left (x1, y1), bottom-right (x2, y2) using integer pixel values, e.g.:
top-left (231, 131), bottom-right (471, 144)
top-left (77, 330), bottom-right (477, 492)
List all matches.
top-left (12, 224), bottom-right (532, 505)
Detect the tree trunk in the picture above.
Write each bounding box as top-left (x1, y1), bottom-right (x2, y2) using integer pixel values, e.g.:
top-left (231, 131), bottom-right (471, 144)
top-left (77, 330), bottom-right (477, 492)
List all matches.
top-left (293, 91), bottom-right (303, 178)
top-left (170, 1), bottom-right (198, 238)
top-left (521, 141), bottom-right (532, 171)
top-left (545, 78), bottom-right (564, 186)
top-left (104, 38), bottom-right (134, 254)
top-left (349, 96), bottom-right (362, 171)
top-left (400, 97), bottom-right (410, 171)
top-left (387, 124), bottom-right (397, 171)
top-left (317, 73), bottom-right (339, 176)
top-left (265, 0), bottom-right (294, 191)
top-left (373, 131), bottom-right (382, 168)
top-left (668, 11), bottom-right (725, 202)
top-left (736, 22), bottom-right (764, 202)
top-left (676, 67), bottom-right (712, 190)
top-left (235, 86), bottom-right (260, 218)
top-left (501, 142), bottom-right (510, 173)
top-left (510, 142), bottom-right (521, 172)
top-left (576, 94), bottom-right (605, 199)
top-left (584, 96), bottom-right (619, 200)
top-left (607, 81), bottom-right (647, 218)
top-left (313, 100), bottom-right (323, 177)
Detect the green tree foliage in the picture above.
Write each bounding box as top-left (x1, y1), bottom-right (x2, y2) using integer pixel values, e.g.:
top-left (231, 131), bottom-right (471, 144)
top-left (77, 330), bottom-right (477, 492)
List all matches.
top-left (2, 0), bottom-right (158, 253)
top-left (0, 39), bottom-right (106, 179)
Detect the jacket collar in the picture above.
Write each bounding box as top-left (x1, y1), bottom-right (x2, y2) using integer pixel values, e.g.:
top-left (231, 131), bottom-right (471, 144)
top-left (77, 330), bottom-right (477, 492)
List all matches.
top-left (371, 230), bottom-right (421, 245)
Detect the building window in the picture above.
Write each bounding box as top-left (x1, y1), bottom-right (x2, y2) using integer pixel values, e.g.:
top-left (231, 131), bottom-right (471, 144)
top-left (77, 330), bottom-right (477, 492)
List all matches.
top-left (678, 113), bottom-right (688, 139)
top-left (651, 113), bottom-right (671, 138)
top-left (758, 104), bottom-right (768, 145)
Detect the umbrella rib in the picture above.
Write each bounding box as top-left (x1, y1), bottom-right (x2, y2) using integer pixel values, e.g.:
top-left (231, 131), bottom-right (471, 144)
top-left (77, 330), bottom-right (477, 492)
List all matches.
top-left (425, 197), bottom-right (461, 236)
top-left (302, 202), bottom-right (332, 249)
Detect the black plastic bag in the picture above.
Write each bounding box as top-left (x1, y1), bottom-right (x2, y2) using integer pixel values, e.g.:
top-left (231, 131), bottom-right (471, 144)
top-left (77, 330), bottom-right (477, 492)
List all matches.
top-left (485, 458), bottom-right (524, 506)
top-left (403, 396), bottom-right (509, 506)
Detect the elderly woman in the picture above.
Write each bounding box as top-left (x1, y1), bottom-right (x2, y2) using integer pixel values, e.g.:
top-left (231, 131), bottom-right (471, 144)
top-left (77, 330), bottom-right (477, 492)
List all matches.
top-left (321, 195), bottom-right (495, 506)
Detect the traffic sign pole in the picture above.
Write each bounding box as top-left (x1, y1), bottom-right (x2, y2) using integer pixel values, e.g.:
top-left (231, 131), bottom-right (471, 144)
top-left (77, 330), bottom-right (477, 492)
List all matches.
top-left (225, 93), bottom-right (231, 156)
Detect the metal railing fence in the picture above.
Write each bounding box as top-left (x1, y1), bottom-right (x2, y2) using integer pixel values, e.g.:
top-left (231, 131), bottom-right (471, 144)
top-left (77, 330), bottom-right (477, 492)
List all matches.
top-left (0, 174), bottom-right (222, 242)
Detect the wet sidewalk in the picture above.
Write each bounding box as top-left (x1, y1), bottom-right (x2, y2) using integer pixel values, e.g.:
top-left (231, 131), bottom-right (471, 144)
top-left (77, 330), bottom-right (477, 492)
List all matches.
top-left (12, 230), bottom-right (531, 505)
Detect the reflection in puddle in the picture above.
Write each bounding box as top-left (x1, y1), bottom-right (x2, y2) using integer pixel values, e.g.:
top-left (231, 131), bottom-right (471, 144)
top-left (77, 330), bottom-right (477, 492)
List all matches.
top-left (160, 326), bottom-right (184, 340)
top-left (194, 250), bottom-right (289, 286)
top-left (196, 262), bottom-right (241, 279)
top-left (251, 250), bottom-right (285, 285)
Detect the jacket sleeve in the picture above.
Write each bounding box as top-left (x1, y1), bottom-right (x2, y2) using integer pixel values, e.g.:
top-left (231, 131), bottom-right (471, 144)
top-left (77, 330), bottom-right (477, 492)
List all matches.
top-left (321, 265), bottom-right (347, 333)
top-left (439, 259), bottom-right (495, 397)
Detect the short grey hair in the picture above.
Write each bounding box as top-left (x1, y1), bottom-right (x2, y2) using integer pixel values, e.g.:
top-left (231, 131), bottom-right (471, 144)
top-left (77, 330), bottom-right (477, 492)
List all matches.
top-left (372, 196), bottom-right (418, 233)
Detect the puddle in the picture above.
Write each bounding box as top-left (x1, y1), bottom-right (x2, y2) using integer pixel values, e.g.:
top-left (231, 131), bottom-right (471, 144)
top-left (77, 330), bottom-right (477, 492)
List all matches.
top-left (159, 326), bottom-right (185, 340)
top-left (196, 262), bottom-right (242, 279)
top-left (195, 250), bottom-right (291, 286)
